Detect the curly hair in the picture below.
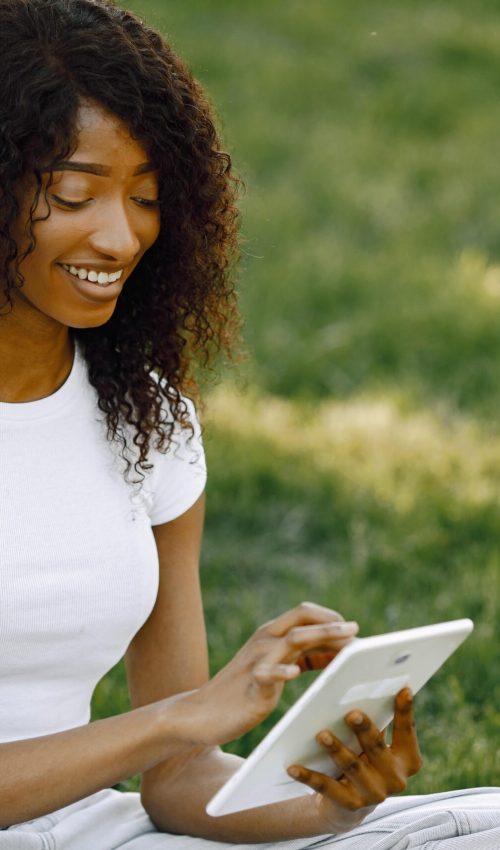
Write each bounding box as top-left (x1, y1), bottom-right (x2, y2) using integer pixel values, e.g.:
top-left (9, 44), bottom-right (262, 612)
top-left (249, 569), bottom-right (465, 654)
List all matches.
top-left (0, 0), bottom-right (241, 487)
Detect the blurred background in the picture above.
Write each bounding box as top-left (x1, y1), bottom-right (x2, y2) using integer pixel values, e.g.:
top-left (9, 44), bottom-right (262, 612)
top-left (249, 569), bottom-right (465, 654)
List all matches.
top-left (93, 0), bottom-right (500, 793)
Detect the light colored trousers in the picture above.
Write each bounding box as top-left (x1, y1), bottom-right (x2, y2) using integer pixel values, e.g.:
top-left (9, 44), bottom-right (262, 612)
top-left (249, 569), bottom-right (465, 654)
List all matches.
top-left (2, 787), bottom-right (500, 849)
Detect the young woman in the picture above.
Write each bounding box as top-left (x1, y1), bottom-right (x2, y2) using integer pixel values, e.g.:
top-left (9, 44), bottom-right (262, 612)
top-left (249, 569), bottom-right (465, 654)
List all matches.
top-left (1, 2), bottom-right (499, 848)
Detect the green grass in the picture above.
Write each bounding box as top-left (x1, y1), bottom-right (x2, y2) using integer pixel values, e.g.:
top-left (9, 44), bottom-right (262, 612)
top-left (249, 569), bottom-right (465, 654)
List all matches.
top-left (92, 0), bottom-right (500, 796)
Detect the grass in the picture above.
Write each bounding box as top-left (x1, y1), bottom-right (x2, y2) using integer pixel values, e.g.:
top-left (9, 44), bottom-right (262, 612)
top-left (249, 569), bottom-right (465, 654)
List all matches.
top-left (92, 0), bottom-right (500, 796)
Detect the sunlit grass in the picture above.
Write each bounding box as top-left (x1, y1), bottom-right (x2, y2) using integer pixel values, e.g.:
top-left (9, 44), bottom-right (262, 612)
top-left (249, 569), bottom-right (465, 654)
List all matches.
top-left (206, 383), bottom-right (500, 510)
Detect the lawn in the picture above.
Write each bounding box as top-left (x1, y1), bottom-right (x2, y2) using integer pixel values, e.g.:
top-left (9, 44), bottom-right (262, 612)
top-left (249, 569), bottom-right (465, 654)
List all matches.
top-left (92, 0), bottom-right (500, 795)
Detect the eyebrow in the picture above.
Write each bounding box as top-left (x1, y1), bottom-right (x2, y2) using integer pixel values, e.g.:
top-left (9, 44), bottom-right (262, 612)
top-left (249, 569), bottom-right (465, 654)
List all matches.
top-left (46, 160), bottom-right (156, 176)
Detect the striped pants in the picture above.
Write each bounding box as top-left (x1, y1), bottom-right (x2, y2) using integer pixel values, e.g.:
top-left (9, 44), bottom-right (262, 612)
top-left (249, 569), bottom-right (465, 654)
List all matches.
top-left (2, 787), bottom-right (500, 849)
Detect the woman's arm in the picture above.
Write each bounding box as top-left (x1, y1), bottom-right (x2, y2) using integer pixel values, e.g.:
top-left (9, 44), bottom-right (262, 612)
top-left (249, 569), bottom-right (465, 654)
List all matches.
top-left (0, 686), bottom-right (203, 828)
top-left (141, 744), bottom-right (368, 842)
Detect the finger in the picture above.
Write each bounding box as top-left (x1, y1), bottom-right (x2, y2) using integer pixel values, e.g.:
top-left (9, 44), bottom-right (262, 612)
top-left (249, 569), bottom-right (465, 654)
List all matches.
top-left (343, 711), bottom-right (387, 766)
top-left (262, 621), bottom-right (357, 667)
top-left (286, 622), bottom-right (358, 646)
top-left (284, 622), bottom-right (359, 669)
top-left (287, 764), bottom-right (365, 810)
top-left (296, 642), bottom-right (354, 671)
top-left (314, 729), bottom-right (379, 797)
top-left (256, 620), bottom-right (357, 668)
top-left (298, 651), bottom-right (337, 671)
top-left (283, 622), bottom-right (357, 660)
top-left (391, 688), bottom-right (423, 776)
top-left (261, 602), bottom-right (346, 638)
top-left (252, 663), bottom-right (301, 685)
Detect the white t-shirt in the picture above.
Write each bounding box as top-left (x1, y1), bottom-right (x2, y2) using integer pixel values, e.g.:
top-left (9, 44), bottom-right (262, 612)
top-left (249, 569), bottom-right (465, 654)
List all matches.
top-left (0, 339), bottom-right (206, 743)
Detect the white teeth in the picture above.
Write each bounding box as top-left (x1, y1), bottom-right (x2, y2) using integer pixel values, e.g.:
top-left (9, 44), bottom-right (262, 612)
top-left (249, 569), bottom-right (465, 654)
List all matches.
top-left (61, 264), bottom-right (124, 285)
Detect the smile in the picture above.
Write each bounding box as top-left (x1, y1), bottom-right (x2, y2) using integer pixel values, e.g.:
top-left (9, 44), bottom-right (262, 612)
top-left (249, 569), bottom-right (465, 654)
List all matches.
top-left (59, 263), bottom-right (124, 286)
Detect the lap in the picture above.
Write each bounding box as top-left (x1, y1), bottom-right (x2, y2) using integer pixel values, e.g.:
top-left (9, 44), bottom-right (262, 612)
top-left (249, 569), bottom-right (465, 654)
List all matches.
top-left (2, 787), bottom-right (500, 850)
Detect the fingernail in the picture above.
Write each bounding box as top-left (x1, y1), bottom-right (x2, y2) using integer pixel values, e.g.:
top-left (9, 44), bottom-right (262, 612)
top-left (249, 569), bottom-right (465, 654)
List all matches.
top-left (318, 731), bottom-right (334, 746)
top-left (349, 711), bottom-right (364, 726)
top-left (287, 766), bottom-right (300, 778)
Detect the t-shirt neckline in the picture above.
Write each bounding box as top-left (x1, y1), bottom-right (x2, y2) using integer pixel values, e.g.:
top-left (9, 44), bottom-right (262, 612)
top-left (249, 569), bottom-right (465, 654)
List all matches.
top-left (0, 339), bottom-right (84, 421)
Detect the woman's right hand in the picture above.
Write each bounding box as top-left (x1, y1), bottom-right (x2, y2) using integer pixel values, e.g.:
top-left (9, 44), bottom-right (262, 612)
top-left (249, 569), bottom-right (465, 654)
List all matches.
top-left (185, 601), bottom-right (359, 746)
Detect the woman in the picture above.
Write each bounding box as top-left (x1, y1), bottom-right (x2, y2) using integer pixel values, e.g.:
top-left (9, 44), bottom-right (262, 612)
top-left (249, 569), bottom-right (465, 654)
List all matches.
top-left (1, 2), bottom-right (499, 848)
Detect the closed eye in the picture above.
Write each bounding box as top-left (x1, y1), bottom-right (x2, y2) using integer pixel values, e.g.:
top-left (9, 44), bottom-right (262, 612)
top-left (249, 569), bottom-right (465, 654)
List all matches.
top-left (50, 195), bottom-right (89, 209)
top-left (49, 195), bottom-right (160, 210)
top-left (132, 197), bottom-right (161, 208)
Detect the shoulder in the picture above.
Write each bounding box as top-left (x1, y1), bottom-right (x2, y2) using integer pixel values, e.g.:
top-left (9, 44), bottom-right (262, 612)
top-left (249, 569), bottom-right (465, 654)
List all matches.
top-left (145, 373), bottom-right (207, 526)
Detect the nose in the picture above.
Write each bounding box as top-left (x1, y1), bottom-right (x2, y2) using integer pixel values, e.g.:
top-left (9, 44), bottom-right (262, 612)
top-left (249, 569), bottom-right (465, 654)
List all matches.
top-left (88, 202), bottom-right (142, 265)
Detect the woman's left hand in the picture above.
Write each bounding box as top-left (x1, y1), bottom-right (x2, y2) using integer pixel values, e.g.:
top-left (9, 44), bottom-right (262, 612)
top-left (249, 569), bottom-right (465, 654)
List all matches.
top-left (287, 687), bottom-right (423, 834)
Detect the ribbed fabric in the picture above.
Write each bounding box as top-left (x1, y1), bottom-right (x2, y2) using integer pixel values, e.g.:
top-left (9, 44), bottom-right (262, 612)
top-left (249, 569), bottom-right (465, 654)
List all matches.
top-left (2, 787), bottom-right (500, 848)
top-left (0, 340), bottom-right (206, 743)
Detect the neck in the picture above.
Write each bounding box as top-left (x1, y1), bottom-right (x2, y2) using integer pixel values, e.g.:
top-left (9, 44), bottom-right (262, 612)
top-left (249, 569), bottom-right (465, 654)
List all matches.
top-left (0, 302), bottom-right (74, 403)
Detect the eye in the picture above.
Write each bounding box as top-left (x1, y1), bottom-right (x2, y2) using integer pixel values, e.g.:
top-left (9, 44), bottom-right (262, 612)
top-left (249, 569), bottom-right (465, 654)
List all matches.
top-left (132, 197), bottom-right (161, 209)
top-left (50, 194), bottom-right (89, 210)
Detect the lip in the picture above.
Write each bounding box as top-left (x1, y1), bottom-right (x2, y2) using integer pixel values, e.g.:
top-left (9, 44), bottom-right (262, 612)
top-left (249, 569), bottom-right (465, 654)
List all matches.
top-left (58, 264), bottom-right (125, 302)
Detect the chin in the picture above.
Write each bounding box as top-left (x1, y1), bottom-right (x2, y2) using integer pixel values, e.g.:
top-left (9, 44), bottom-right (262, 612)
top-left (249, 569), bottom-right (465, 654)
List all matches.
top-left (65, 304), bottom-right (119, 329)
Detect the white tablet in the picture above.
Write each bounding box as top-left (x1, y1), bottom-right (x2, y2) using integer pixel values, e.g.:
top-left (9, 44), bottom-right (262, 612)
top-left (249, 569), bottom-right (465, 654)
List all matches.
top-left (206, 618), bottom-right (473, 816)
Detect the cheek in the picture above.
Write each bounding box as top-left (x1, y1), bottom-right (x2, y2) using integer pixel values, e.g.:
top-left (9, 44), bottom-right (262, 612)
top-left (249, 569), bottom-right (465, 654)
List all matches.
top-left (23, 221), bottom-right (67, 265)
top-left (16, 217), bottom-right (71, 289)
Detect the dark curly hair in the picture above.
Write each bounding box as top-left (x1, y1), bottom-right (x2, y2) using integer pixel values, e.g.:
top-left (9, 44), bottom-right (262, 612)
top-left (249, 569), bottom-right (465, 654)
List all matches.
top-left (0, 0), bottom-right (241, 487)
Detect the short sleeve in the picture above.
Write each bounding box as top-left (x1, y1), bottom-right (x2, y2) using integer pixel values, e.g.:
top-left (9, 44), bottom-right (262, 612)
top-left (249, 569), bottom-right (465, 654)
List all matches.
top-left (147, 395), bottom-right (207, 526)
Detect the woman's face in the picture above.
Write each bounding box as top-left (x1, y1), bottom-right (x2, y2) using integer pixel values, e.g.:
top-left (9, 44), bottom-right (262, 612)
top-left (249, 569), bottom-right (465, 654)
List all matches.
top-left (13, 101), bottom-right (161, 329)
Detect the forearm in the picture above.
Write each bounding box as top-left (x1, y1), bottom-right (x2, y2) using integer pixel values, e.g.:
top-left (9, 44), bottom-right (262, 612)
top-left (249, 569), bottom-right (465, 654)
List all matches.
top-left (142, 749), bottom-right (362, 843)
top-left (0, 693), bottom-right (197, 828)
